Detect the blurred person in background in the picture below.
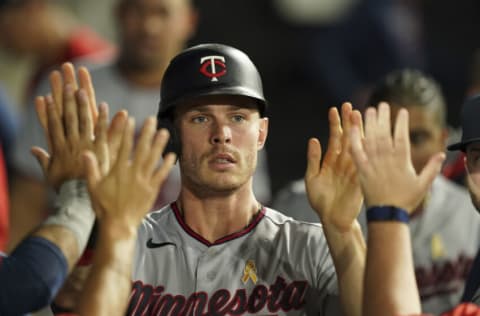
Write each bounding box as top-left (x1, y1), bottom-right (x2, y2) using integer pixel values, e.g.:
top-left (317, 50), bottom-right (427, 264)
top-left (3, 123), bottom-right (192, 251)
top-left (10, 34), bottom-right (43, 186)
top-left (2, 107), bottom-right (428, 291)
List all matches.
top-left (0, 0), bottom-right (114, 251)
top-left (0, 0), bottom-right (114, 96)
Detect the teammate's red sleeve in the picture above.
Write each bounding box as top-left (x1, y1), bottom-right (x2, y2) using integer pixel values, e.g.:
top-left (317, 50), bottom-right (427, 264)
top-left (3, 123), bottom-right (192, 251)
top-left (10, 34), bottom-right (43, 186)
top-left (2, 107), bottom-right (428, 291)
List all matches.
top-left (440, 303), bottom-right (480, 316)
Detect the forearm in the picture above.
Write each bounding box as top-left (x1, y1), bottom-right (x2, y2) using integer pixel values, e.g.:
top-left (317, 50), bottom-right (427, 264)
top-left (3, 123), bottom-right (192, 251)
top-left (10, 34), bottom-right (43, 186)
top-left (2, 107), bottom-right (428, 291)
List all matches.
top-left (76, 222), bottom-right (137, 316)
top-left (323, 220), bottom-right (365, 316)
top-left (33, 225), bottom-right (79, 271)
top-left (0, 237), bottom-right (68, 314)
top-left (39, 180), bottom-right (95, 271)
top-left (364, 222), bottom-right (420, 316)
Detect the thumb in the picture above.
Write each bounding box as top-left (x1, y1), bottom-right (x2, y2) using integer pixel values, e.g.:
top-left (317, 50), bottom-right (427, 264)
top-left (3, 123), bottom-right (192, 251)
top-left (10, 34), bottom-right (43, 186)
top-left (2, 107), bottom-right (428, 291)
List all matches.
top-left (418, 152), bottom-right (446, 192)
top-left (305, 138), bottom-right (322, 182)
top-left (83, 151), bottom-right (101, 192)
top-left (31, 147), bottom-right (50, 174)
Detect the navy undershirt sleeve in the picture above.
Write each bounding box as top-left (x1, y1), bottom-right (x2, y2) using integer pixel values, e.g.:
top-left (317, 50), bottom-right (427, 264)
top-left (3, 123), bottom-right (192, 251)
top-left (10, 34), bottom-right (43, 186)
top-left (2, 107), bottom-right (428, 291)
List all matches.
top-left (0, 236), bottom-right (68, 315)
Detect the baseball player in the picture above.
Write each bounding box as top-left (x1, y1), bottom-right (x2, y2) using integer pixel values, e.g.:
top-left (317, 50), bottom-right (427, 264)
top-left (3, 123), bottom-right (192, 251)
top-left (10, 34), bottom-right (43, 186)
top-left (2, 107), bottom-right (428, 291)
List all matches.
top-left (447, 95), bottom-right (480, 305)
top-left (105, 43), bottom-right (365, 316)
top-left (349, 102), bottom-right (480, 316)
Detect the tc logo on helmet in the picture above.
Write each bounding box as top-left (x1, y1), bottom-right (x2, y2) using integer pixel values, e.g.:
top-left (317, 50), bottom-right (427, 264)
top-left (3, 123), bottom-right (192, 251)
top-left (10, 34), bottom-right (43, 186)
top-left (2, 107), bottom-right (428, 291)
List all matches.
top-left (199, 55), bottom-right (227, 82)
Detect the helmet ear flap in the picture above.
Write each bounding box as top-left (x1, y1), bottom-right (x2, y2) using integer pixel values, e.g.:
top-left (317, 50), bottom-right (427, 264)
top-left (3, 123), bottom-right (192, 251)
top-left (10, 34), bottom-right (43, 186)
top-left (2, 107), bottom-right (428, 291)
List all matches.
top-left (157, 116), bottom-right (181, 157)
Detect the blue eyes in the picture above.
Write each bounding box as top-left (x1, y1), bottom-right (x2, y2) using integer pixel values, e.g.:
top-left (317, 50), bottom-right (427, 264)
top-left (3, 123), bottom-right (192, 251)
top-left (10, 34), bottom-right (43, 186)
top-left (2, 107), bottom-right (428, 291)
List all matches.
top-left (231, 115), bottom-right (245, 122)
top-left (192, 116), bottom-right (208, 123)
top-left (191, 115), bottom-right (246, 123)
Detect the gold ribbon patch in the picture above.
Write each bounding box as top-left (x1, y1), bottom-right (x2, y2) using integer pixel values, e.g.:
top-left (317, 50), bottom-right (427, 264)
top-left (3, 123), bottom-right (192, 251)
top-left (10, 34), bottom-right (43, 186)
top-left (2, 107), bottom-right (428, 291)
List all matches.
top-left (241, 259), bottom-right (258, 285)
top-left (431, 233), bottom-right (446, 260)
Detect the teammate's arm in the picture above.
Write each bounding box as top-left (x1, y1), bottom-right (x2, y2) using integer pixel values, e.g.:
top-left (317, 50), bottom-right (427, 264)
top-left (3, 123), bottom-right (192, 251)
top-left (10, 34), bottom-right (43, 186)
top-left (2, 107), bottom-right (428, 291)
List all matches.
top-left (305, 103), bottom-right (365, 316)
top-left (76, 118), bottom-right (176, 316)
top-left (349, 103), bottom-right (445, 316)
top-left (0, 64), bottom-right (112, 315)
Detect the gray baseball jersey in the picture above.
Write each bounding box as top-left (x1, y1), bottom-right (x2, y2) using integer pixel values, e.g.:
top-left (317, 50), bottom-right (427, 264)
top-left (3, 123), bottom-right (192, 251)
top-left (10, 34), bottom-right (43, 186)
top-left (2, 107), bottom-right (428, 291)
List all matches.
top-left (128, 203), bottom-right (342, 315)
top-left (273, 175), bottom-right (480, 314)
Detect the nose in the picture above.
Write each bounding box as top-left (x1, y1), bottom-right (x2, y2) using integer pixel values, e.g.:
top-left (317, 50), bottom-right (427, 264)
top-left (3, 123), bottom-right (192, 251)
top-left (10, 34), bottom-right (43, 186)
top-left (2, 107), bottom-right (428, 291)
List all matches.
top-left (210, 122), bottom-right (232, 145)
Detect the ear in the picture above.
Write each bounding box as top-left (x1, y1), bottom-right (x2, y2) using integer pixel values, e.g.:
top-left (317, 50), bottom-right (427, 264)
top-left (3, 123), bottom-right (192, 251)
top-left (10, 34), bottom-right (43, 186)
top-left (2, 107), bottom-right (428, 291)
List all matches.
top-left (257, 118), bottom-right (269, 150)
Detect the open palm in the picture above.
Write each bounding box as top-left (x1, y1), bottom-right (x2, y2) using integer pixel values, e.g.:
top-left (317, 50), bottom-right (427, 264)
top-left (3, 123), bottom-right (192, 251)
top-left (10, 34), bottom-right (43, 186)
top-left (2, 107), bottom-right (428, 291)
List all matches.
top-left (305, 103), bottom-right (363, 232)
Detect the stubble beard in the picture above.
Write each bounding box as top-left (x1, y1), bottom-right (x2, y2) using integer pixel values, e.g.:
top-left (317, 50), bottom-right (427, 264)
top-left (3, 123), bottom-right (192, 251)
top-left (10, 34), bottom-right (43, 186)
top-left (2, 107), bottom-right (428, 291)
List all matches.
top-left (179, 153), bottom-right (256, 199)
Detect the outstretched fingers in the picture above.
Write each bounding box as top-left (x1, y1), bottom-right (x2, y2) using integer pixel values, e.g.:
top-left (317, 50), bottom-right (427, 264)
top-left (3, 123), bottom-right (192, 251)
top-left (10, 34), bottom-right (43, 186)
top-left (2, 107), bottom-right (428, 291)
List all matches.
top-left (62, 62), bottom-right (79, 90)
top-left (418, 152), bottom-right (445, 193)
top-left (83, 150), bottom-right (101, 196)
top-left (305, 137), bottom-right (322, 182)
top-left (31, 146), bottom-right (50, 174)
top-left (323, 107), bottom-right (342, 164)
top-left (144, 128), bottom-right (172, 175)
top-left (94, 103), bottom-right (110, 175)
top-left (153, 152), bottom-right (176, 188)
top-left (393, 108), bottom-right (411, 162)
top-left (133, 117), bottom-right (157, 171)
top-left (376, 102), bottom-right (393, 153)
top-left (108, 110), bottom-right (129, 166)
top-left (363, 107), bottom-right (378, 158)
top-left (113, 117), bottom-right (135, 172)
top-left (49, 70), bottom-right (64, 116)
top-left (337, 103), bottom-right (355, 174)
top-left (349, 111), bottom-right (368, 172)
top-left (62, 84), bottom-right (80, 143)
top-left (78, 66), bottom-right (98, 121)
top-left (35, 96), bottom-right (51, 150)
top-left (45, 95), bottom-right (65, 152)
top-left (76, 89), bottom-right (94, 142)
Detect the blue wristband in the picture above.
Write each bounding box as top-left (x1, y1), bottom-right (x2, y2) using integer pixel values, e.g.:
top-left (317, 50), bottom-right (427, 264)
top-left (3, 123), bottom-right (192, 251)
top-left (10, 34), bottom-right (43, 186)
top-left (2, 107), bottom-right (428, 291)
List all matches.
top-left (366, 206), bottom-right (409, 223)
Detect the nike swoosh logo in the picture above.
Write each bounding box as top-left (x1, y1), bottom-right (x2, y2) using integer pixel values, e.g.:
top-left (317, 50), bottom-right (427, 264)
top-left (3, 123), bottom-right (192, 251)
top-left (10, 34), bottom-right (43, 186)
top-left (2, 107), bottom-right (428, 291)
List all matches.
top-left (146, 238), bottom-right (176, 249)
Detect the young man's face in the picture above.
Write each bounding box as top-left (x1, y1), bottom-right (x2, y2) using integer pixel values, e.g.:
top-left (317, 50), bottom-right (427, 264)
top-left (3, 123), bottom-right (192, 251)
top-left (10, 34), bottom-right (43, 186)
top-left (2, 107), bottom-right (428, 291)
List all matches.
top-left (391, 104), bottom-right (447, 174)
top-left (175, 95), bottom-right (268, 196)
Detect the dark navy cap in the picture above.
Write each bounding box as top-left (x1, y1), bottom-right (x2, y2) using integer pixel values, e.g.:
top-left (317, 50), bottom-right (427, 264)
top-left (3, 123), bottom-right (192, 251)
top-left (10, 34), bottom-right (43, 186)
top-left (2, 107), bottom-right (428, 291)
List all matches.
top-left (447, 95), bottom-right (480, 151)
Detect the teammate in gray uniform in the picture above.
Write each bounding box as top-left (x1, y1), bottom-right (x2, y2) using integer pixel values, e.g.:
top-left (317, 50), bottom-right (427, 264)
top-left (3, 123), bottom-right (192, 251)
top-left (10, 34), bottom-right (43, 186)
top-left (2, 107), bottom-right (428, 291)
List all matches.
top-left (273, 69), bottom-right (480, 314)
top-left (115, 43), bottom-right (365, 316)
top-left (447, 94), bottom-right (480, 305)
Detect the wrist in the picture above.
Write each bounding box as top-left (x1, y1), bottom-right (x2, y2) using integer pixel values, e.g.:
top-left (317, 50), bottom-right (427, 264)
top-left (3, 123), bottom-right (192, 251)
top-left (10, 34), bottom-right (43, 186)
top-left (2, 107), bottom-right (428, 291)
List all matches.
top-left (366, 206), bottom-right (409, 224)
top-left (43, 180), bottom-right (95, 252)
top-left (98, 217), bottom-right (138, 241)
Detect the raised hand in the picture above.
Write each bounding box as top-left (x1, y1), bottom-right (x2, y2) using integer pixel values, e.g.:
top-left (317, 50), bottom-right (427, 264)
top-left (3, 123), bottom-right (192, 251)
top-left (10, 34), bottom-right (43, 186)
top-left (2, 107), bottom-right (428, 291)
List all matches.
top-left (31, 85), bottom-right (110, 190)
top-left (36, 62), bottom-right (98, 133)
top-left (32, 63), bottom-right (128, 190)
top-left (349, 102), bottom-right (445, 213)
top-left (83, 117), bottom-right (176, 232)
top-left (305, 102), bottom-right (363, 232)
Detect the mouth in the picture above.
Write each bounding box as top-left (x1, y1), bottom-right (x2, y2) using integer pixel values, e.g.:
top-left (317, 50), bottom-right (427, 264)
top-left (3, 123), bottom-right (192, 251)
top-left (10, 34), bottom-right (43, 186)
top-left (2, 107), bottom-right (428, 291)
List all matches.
top-left (207, 152), bottom-right (237, 170)
top-left (210, 153), bottom-right (236, 164)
